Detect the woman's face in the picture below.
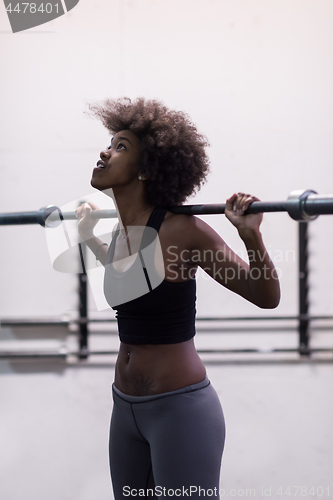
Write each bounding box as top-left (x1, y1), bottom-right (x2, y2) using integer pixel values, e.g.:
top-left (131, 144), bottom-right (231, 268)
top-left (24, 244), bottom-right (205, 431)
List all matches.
top-left (91, 129), bottom-right (142, 191)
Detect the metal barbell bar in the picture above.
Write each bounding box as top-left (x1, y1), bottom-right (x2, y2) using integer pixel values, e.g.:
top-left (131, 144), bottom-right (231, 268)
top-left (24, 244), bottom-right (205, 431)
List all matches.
top-left (1, 189), bottom-right (333, 227)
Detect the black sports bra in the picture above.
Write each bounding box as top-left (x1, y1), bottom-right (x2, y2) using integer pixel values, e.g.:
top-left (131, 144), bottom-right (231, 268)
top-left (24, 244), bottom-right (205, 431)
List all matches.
top-left (103, 207), bottom-right (197, 344)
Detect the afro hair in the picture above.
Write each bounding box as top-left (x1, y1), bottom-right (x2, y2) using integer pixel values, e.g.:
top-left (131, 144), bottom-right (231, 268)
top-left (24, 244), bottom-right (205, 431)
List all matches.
top-left (87, 97), bottom-right (210, 207)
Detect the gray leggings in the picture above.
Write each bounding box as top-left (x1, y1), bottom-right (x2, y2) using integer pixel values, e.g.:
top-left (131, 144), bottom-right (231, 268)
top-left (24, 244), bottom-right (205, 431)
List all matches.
top-left (109, 377), bottom-right (226, 499)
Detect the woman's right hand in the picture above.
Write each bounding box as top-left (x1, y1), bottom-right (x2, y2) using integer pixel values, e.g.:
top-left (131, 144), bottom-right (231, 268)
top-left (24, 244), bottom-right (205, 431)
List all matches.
top-left (75, 202), bottom-right (100, 239)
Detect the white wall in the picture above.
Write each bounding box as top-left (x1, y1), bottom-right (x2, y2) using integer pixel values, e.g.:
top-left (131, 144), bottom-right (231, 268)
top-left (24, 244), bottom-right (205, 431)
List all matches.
top-left (0, 1), bottom-right (333, 499)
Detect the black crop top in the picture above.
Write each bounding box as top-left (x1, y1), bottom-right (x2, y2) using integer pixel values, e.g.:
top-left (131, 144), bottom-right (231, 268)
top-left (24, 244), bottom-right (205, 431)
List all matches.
top-left (103, 207), bottom-right (196, 345)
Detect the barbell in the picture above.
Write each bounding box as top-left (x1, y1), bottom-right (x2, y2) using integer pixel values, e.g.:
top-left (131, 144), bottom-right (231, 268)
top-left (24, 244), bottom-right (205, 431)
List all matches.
top-left (0, 189), bottom-right (332, 227)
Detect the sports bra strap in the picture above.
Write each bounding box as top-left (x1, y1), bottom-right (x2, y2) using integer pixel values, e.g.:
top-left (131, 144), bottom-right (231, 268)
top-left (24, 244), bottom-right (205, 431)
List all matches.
top-left (137, 207), bottom-right (167, 266)
top-left (108, 207), bottom-right (167, 265)
top-left (145, 207), bottom-right (167, 231)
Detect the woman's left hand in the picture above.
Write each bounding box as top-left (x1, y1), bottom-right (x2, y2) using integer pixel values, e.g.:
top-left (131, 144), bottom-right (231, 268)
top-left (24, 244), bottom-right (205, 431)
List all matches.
top-left (225, 192), bottom-right (263, 232)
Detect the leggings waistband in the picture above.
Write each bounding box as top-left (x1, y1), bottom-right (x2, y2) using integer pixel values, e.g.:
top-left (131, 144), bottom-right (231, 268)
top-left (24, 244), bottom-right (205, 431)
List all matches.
top-left (112, 376), bottom-right (210, 403)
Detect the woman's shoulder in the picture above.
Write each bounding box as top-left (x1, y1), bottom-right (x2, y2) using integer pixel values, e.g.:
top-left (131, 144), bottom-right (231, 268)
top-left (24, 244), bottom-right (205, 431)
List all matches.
top-left (161, 209), bottom-right (224, 250)
top-left (163, 210), bottom-right (197, 230)
top-left (160, 210), bottom-right (211, 245)
top-left (163, 210), bottom-right (210, 231)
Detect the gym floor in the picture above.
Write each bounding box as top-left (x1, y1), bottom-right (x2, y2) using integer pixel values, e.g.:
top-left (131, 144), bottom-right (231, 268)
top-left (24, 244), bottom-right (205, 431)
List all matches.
top-left (1, 324), bottom-right (332, 500)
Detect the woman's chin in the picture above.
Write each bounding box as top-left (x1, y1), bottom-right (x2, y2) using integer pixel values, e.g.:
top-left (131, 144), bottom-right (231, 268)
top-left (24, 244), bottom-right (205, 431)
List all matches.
top-left (90, 177), bottom-right (102, 189)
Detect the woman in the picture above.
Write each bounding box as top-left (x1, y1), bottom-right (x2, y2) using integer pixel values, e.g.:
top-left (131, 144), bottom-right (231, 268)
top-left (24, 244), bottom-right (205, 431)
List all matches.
top-left (76, 97), bottom-right (280, 499)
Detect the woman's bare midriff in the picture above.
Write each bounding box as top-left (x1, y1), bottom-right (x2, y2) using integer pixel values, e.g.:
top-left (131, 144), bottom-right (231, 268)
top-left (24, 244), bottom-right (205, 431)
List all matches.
top-left (114, 339), bottom-right (206, 396)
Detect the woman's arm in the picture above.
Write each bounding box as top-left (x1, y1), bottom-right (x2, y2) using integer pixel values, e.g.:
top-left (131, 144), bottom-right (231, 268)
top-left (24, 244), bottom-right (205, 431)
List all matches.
top-left (75, 202), bottom-right (111, 267)
top-left (186, 193), bottom-right (281, 308)
top-left (81, 235), bottom-right (109, 266)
